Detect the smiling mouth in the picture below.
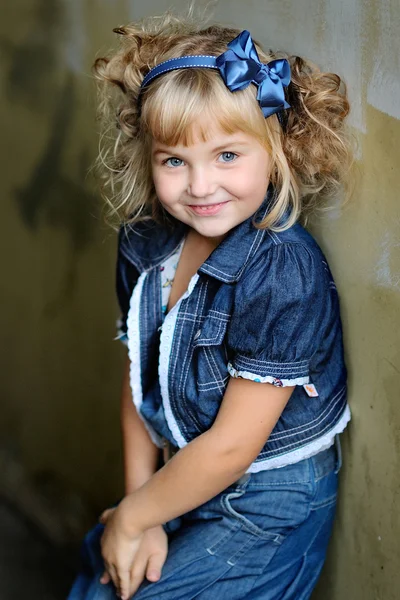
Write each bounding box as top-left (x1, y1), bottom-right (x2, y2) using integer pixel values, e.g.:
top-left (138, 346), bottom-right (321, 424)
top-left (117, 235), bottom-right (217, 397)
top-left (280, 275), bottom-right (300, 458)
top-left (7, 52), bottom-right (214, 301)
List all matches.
top-left (188, 201), bottom-right (230, 215)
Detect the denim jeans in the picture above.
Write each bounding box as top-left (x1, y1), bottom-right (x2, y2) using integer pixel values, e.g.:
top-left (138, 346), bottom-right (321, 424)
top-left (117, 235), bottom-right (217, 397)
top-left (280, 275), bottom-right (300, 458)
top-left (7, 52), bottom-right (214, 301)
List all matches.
top-left (68, 440), bottom-right (341, 600)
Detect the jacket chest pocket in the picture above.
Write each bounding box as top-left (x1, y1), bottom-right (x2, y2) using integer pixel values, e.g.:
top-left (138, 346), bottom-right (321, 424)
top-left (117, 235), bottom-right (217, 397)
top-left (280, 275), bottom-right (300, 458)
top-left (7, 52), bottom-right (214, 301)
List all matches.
top-left (192, 311), bottom-right (231, 399)
top-left (193, 311), bottom-right (230, 347)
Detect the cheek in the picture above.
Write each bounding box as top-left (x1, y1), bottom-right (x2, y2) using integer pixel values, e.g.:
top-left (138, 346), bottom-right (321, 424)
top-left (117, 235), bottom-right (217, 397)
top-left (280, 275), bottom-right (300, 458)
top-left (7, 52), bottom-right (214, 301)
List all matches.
top-left (152, 171), bottom-right (171, 202)
top-left (151, 167), bottom-right (163, 192)
top-left (152, 176), bottom-right (183, 215)
top-left (230, 169), bottom-right (268, 199)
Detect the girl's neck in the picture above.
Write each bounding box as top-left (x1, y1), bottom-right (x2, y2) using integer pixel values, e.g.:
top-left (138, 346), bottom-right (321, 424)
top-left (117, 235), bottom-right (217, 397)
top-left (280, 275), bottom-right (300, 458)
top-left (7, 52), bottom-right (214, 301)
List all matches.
top-left (186, 227), bottom-right (226, 253)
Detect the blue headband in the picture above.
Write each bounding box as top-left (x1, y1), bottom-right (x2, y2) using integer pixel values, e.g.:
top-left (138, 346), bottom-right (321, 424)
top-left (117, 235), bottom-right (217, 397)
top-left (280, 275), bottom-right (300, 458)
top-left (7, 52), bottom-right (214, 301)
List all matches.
top-left (139, 30), bottom-right (291, 119)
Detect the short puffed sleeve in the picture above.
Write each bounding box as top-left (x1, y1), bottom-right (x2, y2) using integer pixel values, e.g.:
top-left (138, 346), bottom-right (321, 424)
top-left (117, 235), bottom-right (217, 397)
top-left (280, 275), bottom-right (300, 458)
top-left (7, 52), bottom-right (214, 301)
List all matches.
top-left (115, 228), bottom-right (140, 345)
top-left (227, 243), bottom-right (337, 386)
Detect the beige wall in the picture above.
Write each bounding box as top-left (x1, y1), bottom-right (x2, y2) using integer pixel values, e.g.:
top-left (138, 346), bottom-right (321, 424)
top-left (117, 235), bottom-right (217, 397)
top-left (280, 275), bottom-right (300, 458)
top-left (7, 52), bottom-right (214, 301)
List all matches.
top-left (2, 0), bottom-right (399, 596)
top-left (0, 0), bottom-right (133, 520)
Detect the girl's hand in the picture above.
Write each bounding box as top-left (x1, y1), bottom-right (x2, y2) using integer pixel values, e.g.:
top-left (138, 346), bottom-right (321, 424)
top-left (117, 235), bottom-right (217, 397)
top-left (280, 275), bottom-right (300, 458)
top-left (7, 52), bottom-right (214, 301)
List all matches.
top-left (99, 506), bottom-right (168, 599)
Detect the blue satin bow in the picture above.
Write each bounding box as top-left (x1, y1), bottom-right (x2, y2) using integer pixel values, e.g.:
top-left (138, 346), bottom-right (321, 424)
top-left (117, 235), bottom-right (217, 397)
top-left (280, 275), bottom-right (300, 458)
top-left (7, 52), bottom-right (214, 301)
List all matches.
top-left (216, 30), bottom-right (291, 118)
top-left (139, 30), bottom-right (291, 120)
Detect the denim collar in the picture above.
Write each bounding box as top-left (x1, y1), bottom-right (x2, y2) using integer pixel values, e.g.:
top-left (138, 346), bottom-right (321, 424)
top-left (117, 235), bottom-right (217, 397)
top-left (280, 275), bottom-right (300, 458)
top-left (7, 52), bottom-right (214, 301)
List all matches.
top-left (120, 187), bottom-right (274, 283)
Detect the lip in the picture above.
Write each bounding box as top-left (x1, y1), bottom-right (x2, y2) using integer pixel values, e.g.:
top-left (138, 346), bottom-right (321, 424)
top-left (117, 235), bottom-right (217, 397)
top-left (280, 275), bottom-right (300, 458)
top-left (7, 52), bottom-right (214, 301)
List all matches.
top-left (188, 201), bottom-right (230, 216)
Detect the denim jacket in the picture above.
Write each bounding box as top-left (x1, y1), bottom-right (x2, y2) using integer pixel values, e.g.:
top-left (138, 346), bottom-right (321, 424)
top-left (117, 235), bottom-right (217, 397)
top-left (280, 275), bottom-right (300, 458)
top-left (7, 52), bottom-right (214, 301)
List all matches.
top-left (116, 196), bottom-right (350, 472)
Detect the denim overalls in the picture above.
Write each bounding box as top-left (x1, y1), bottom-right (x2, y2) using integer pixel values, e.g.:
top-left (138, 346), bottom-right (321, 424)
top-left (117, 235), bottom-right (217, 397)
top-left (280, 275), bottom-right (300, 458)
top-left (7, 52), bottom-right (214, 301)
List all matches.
top-left (68, 195), bottom-right (349, 599)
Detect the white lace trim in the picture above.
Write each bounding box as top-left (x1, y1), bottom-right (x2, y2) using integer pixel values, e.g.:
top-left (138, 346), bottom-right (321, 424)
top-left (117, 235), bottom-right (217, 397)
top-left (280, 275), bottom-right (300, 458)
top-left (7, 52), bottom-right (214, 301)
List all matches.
top-left (227, 363), bottom-right (309, 387)
top-left (126, 272), bottom-right (164, 448)
top-left (246, 404), bottom-right (351, 472)
top-left (158, 272), bottom-right (200, 448)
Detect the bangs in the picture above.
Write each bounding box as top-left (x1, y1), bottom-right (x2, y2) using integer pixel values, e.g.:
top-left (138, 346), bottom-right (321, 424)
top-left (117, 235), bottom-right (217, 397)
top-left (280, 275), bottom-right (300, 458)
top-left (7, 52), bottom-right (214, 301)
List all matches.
top-left (141, 68), bottom-right (271, 147)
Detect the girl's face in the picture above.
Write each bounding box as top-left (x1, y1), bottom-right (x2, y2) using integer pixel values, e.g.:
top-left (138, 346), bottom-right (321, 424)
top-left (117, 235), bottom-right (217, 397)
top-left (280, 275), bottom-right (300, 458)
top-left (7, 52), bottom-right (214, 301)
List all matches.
top-left (151, 120), bottom-right (271, 241)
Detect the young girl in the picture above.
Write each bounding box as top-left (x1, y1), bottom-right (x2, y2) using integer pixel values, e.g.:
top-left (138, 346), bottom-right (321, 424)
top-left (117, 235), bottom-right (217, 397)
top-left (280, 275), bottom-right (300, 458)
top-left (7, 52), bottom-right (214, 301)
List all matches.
top-left (69, 12), bottom-right (351, 600)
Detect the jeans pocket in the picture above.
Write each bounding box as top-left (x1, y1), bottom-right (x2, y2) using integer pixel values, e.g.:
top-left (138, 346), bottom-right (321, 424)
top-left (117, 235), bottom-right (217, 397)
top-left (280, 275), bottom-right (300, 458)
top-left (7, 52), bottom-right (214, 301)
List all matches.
top-left (221, 478), bottom-right (313, 541)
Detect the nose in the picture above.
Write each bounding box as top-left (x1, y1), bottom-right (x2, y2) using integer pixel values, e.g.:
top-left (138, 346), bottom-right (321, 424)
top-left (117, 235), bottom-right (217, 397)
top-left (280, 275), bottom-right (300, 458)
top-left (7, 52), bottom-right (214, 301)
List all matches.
top-left (187, 166), bottom-right (217, 199)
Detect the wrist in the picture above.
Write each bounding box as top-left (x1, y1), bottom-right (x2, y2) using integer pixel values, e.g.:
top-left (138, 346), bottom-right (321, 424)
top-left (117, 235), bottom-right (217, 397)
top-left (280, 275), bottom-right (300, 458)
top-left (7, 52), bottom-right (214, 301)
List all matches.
top-left (118, 495), bottom-right (145, 537)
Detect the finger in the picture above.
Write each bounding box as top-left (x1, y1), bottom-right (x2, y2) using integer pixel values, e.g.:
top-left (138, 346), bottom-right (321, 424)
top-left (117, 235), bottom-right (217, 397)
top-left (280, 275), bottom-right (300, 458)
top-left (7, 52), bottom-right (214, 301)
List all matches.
top-left (99, 508), bottom-right (114, 524)
top-left (118, 568), bottom-right (131, 600)
top-left (100, 570), bottom-right (111, 585)
top-left (128, 561), bottom-right (147, 597)
top-left (107, 564), bottom-right (120, 594)
top-left (146, 552), bottom-right (166, 582)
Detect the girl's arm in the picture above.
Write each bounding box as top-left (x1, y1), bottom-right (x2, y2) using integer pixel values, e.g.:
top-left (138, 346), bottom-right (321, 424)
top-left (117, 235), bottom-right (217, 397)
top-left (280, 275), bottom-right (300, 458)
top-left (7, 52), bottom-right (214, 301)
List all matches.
top-left (101, 376), bottom-right (293, 599)
top-left (100, 356), bottom-right (167, 594)
top-left (120, 356), bottom-right (160, 494)
top-left (117, 376), bottom-right (293, 532)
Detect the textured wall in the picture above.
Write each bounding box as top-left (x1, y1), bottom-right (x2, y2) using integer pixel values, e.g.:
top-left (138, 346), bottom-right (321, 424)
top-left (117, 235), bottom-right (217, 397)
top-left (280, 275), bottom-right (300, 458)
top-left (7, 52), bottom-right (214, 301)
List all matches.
top-left (0, 0), bottom-right (134, 522)
top-left (204, 1), bottom-right (400, 598)
top-left (1, 0), bottom-right (399, 597)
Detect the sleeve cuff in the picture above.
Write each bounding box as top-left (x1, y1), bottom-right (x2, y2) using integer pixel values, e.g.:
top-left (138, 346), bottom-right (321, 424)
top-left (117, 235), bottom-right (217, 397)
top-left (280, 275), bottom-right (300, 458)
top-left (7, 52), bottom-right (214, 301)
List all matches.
top-left (227, 355), bottom-right (310, 387)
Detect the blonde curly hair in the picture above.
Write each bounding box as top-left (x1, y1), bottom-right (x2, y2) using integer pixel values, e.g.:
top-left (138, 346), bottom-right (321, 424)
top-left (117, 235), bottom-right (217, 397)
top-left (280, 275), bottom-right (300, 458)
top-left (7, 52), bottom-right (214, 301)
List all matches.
top-left (94, 12), bottom-right (351, 231)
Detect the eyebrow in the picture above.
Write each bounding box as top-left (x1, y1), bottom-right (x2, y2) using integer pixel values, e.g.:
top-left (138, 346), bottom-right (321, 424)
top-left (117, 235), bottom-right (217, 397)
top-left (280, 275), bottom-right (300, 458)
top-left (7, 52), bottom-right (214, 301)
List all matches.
top-left (152, 140), bottom-right (250, 156)
top-left (212, 141), bottom-right (250, 153)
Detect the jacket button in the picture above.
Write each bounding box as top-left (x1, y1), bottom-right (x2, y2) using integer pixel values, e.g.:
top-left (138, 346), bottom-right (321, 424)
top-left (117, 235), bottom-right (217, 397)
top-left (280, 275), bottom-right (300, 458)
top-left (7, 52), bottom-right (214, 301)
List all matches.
top-left (194, 329), bottom-right (201, 340)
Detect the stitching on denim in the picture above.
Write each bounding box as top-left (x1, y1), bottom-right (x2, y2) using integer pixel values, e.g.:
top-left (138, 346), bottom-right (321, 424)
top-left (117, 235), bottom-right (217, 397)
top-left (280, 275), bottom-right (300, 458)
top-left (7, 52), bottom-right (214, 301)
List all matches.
top-left (200, 263), bottom-right (236, 279)
top-left (207, 345), bottom-right (226, 391)
top-left (267, 230), bottom-right (279, 246)
top-left (201, 240), bottom-right (331, 283)
top-left (197, 319), bottom-right (223, 343)
top-left (194, 320), bottom-right (224, 346)
top-left (247, 480), bottom-right (310, 486)
top-left (176, 295), bottom-right (198, 432)
top-left (249, 407), bottom-right (349, 470)
top-left (198, 376), bottom-right (229, 388)
top-left (208, 309), bottom-right (230, 318)
top-left (175, 315), bottom-right (199, 324)
top-left (204, 313), bottom-right (230, 322)
top-left (227, 534), bottom-right (260, 566)
top-left (231, 365), bottom-right (309, 378)
top-left (201, 227), bottom-right (266, 281)
top-left (176, 311), bottom-right (204, 323)
top-left (206, 519), bottom-right (241, 555)
top-left (198, 378), bottom-right (229, 387)
top-left (153, 269), bottom-right (157, 334)
top-left (198, 383), bottom-right (227, 392)
top-left (236, 228), bottom-right (266, 279)
top-left (204, 347), bottom-right (225, 394)
top-left (258, 395), bottom-right (347, 454)
top-left (178, 280), bottom-right (207, 431)
top-left (234, 355), bottom-right (309, 368)
top-left (222, 492), bottom-right (283, 542)
top-left (142, 274), bottom-right (148, 365)
top-left (161, 273), bottom-right (200, 441)
top-left (268, 386), bottom-right (346, 440)
top-left (271, 231), bottom-right (281, 244)
top-left (120, 235), bottom-right (184, 272)
top-left (235, 355), bottom-right (309, 367)
top-left (233, 363), bottom-right (309, 375)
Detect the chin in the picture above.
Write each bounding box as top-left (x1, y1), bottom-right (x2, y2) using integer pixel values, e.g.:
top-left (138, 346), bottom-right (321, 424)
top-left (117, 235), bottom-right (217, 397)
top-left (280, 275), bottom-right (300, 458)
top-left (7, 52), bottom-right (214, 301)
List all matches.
top-left (195, 222), bottom-right (231, 239)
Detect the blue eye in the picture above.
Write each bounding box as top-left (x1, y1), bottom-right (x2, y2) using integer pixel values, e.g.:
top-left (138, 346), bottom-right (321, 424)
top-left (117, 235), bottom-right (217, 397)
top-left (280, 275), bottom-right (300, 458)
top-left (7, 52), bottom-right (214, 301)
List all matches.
top-left (164, 157), bottom-right (184, 168)
top-left (219, 152), bottom-right (237, 163)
